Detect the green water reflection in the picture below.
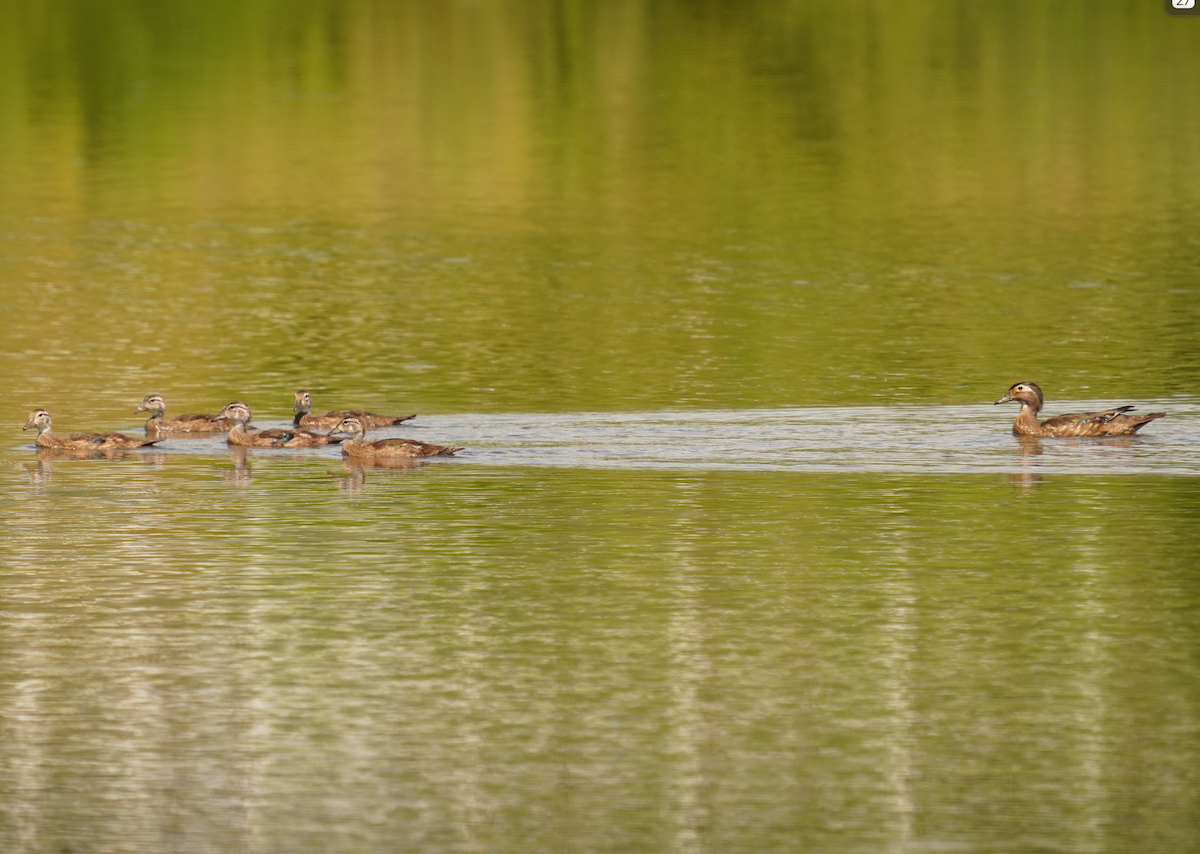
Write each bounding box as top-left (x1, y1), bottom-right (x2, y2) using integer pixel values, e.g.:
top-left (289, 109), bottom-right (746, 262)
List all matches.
top-left (3, 1), bottom-right (1200, 419)
top-left (2, 460), bottom-right (1199, 852)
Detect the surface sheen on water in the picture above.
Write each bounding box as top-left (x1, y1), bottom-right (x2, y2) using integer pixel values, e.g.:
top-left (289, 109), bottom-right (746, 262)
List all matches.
top-left (449, 400), bottom-right (1199, 474)
top-left (3, 404), bottom-right (1200, 854)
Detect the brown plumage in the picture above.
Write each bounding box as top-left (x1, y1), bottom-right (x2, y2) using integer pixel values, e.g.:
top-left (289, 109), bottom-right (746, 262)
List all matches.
top-left (994, 382), bottom-right (1165, 438)
top-left (22, 409), bottom-right (163, 450)
top-left (137, 394), bottom-right (233, 435)
top-left (216, 401), bottom-right (343, 448)
top-left (330, 415), bottom-right (462, 458)
top-left (293, 390), bottom-right (416, 430)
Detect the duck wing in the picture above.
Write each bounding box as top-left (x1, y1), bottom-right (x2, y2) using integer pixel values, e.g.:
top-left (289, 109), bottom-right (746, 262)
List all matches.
top-left (257, 428), bottom-right (343, 447)
top-left (370, 437), bottom-right (461, 457)
top-left (358, 411), bottom-right (418, 427)
top-left (1097, 411), bottom-right (1166, 436)
top-left (69, 431), bottom-right (161, 448)
top-left (325, 409), bottom-right (417, 428)
top-left (1040, 406), bottom-right (1163, 437)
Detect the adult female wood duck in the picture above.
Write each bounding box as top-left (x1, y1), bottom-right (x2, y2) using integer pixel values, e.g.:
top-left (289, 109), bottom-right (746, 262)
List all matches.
top-left (293, 390), bottom-right (416, 430)
top-left (216, 401), bottom-right (343, 448)
top-left (22, 409), bottom-right (163, 450)
top-left (994, 382), bottom-right (1165, 437)
top-left (329, 415), bottom-right (461, 458)
top-left (136, 394), bottom-right (233, 435)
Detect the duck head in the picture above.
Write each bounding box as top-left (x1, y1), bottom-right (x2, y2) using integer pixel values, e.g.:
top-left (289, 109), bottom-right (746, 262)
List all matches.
top-left (216, 401), bottom-right (253, 426)
top-left (329, 415), bottom-right (366, 440)
top-left (995, 382), bottom-right (1044, 412)
top-left (136, 394), bottom-right (167, 416)
top-left (23, 409), bottom-right (52, 434)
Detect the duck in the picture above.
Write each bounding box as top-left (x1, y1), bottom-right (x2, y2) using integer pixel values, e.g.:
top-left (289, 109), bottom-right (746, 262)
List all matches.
top-left (215, 401), bottom-right (343, 448)
top-left (293, 390), bottom-right (416, 430)
top-left (329, 415), bottom-right (462, 458)
top-left (994, 382), bottom-right (1165, 437)
top-left (136, 394), bottom-right (233, 435)
top-left (22, 409), bottom-right (163, 450)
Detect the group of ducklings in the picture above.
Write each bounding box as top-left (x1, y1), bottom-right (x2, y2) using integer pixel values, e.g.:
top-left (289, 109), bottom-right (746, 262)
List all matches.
top-left (22, 390), bottom-right (462, 459)
top-left (20, 382), bottom-right (1168, 456)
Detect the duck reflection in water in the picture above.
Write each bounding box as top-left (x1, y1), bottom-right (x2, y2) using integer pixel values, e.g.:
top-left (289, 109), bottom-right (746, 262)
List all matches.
top-left (218, 448), bottom-right (254, 487)
top-left (1007, 432), bottom-right (1155, 490)
top-left (330, 456), bottom-right (428, 493)
top-left (1009, 435), bottom-right (1045, 489)
top-left (25, 447), bottom-right (166, 488)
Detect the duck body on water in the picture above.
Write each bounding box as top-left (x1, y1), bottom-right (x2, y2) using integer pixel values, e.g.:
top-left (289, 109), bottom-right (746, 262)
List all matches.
top-left (329, 415), bottom-right (462, 458)
top-left (994, 382), bottom-right (1165, 438)
top-left (216, 401), bottom-right (343, 449)
top-left (293, 390), bottom-right (416, 431)
top-left (23, 409), bottom-right (162, 450)
top-left (20, 385), bottom-right (1169, 455)
top-left (136, 394), bottom-right (234, 436)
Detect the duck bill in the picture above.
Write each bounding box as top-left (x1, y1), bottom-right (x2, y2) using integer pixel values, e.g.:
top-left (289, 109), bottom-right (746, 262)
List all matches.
top-left (994, 391), bottom-right (1014, 405)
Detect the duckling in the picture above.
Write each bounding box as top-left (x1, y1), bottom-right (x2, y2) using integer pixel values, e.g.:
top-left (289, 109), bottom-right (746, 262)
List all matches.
top-left (293, 390), bottom-right (416, 430)
top-left (215, 401), bottom-right (342, 448)
top-left (994, 382), bottom-right (1165, 437)
top-left (136, 394), bottom-right (233, 435)
top-left (22, 409), bottom-right (163, 450)
top-left (329, 415), bottom-right (461, 458)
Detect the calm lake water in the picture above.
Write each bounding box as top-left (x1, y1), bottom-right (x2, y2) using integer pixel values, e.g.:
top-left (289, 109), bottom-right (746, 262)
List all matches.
top-left (3, 2), bottom-right (1200, 853)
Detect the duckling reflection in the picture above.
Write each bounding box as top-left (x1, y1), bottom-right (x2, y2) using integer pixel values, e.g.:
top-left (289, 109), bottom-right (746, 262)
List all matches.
top-left (218, 448), bottom-right (254, 487)
top-left (34, 446), bottom-right (150, 462)
top-left (330, 456), bottom-right (430, 493)
top-left (25, 459), bottom-right (50, 488)
top-left (330, 461), bottom-right (369, 493)
top-left (25, 447), bottom-right (156, 488)
top-left (347, 456), bottom-right (430, 470)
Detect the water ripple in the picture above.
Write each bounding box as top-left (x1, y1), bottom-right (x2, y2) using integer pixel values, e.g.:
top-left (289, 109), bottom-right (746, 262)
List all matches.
top-left (436, 399), bottom-right (1200, 475)
top-left (13, 399), bottom-right (1199, 478)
